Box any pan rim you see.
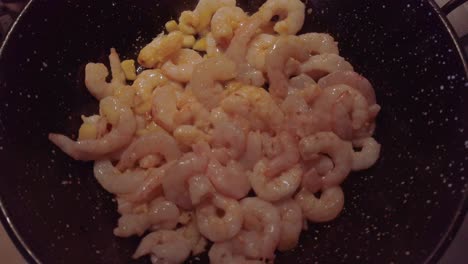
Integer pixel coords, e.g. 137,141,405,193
0,0,466,263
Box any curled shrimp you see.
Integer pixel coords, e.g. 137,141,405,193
235,197,281,260
351,137,381,171
266,36,310,98
221,85,284,132
211,6,248,46
196,194,243,242
93,160,147,195
161,49,203,83
162,152,208,210
114,198,180,237
173,125,210,147
265,132,300,178
124,162,174,204
85,48,126,100
301,155,333,193
299,132,353,187
116,130,182,171
212,120,246,159
258,0,305,35
318,70,377,105
189,56,237,110
188,174,215,205
133,69,168,106
239,131,263,170
246,33,277,72
226,14,264,65
249,160,303,202
193,0,236,33
152,83,184,132
132,230,192,263
274,198,303,251
49,97,136,160
300,54,354,80
295,186,345,222
299,33,339,55
207,159,251,200
176,219,208,256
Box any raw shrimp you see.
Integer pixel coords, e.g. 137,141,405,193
188,174,215,205
152,83,184,132
274,198,302,251
318,70,377,105
49,97,136,160
265,36,310,98
212,120,246,159
132,230,192,263
114,198,180,237
211,6,248,46
351,137,381,171
116,130,182,171
300,54,354,80
249,160,302,202
299,132,353,187
265,132,300,178
239,131,263,170
258,0,305,35
196,194,243,242
162,152,208,210
85,48,126,100
299,33,339,55
207,159,251,200
161,49,203,83
189,56,237,110
235,197,281,260
295,186,345,222
93,160,147,195
246,34,277,72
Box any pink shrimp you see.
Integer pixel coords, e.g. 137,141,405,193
318,70,377,105
351,137,381,171
49,97,136,160
206,159,251,200
116,130,182,171
299,132,353,187
162,152,208,210
266,36,310,98
85,48,126,100
295,186,345,222
265,132,300,178
114,198,180,237
189,56,237,110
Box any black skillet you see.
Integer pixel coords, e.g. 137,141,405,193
0,0,467,263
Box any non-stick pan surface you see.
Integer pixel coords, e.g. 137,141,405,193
0,0,466,263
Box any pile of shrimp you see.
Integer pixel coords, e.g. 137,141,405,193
49,0,381,263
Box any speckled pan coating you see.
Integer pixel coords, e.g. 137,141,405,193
0,0,466,263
